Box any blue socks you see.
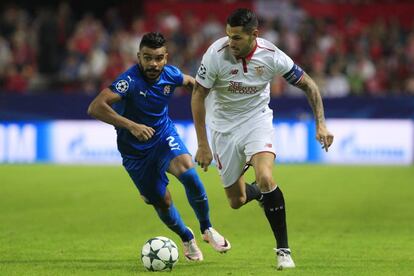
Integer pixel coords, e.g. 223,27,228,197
154,168,212,241
155,203,193,242
178,168,212,233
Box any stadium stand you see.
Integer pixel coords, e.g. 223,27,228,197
1,0,414,97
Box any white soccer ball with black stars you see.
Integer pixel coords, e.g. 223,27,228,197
141,236,179,271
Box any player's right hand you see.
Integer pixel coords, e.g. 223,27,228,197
129,123,155,141
316,124,334,152
195,145,213,172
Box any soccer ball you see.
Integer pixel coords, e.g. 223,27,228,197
141,236,179,271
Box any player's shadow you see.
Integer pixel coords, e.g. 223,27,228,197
0,259,139,273
1,259,249,274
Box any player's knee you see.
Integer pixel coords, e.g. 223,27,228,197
152,193,172,209
171,155,194,176
228,197,245,209
181,159,194,171
153,199,172,210
256,174,275,192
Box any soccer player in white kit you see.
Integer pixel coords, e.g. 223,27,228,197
191,8,334,270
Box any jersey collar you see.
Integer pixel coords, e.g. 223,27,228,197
237,39,257,61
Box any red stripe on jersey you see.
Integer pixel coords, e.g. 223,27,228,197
214,153,223,170
242,58,248,73
217,44,229,52
244,40,258,61
257,44,275,52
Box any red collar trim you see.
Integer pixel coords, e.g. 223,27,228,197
237,40,257,61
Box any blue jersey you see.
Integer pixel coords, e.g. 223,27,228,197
109,64,184,157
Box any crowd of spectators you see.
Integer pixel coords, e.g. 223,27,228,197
1,1,414,97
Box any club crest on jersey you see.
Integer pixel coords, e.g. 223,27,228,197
230,69,238,75
163,85,171,95
255,66,265,76
115,80,129,93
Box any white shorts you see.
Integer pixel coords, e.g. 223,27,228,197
210,119,276,188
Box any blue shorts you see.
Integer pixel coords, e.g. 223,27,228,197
122,128,189,204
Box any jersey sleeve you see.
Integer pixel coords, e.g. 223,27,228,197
272,47,304,85
109,71,134,98
195,46,218,89
166,65,184,86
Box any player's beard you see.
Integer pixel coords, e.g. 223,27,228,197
139,64,162,82
233,38,256,58
145,69,161,80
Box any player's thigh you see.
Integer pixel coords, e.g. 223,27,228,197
123,158,168,205
244,122,276,191
159,129,192,177
250,152,276,192
211,130,246,188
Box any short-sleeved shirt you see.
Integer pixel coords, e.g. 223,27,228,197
195,37,303,133
109,64,184,157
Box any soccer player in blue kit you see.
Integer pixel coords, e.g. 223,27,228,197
87,32,230,261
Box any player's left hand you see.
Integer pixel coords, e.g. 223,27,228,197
316,125,334,152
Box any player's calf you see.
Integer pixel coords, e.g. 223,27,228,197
245,181,263,206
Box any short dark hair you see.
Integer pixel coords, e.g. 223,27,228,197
226,8,258,33
139,32,166,50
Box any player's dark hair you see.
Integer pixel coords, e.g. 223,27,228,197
139,32,166,49
227,8,258,33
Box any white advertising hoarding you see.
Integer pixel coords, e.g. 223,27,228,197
0,123,37,163
50,121,121,164
322,119,414,165
0,119,412,164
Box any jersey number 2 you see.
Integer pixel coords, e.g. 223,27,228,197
166,136,181,151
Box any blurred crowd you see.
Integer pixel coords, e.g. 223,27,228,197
1,1,414,97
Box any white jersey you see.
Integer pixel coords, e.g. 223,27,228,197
196,37,300,133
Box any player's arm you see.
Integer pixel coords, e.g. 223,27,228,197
294,73,334,151
191,82,212,171
181,74,195,93
87,88,155,141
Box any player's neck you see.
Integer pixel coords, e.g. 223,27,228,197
237,39,257,60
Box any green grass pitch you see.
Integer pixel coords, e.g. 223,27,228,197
1,165,413,275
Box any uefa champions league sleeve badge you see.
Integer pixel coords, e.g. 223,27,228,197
115,80,129,93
